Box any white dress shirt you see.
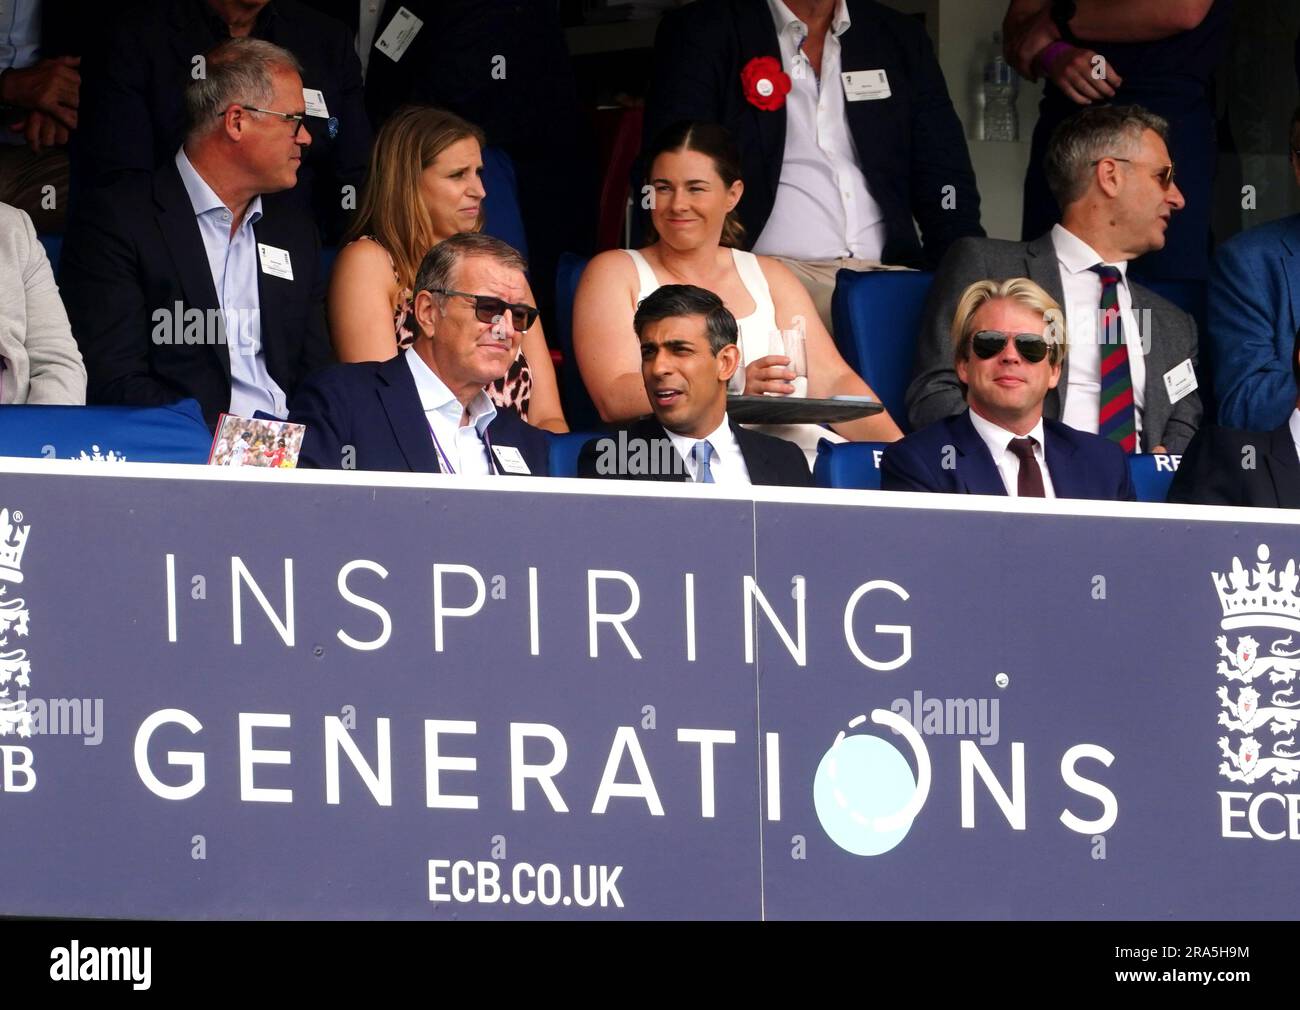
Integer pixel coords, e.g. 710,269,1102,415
1289,408,1300,463
664,414,752,485
1051,224,1147,440
404,347,496,476
968,410,1057,499
751,0,886,262
175,148,288,419
356,0,383,79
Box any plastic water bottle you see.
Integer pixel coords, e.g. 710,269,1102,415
983,33,1019,142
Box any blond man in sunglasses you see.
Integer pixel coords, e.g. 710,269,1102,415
291,232,550,475
882,277,1134,500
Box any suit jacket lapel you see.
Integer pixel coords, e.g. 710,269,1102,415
154,163,228,379
734,0,785,199
377,356,442,473
1281,220,1300,344
731,418,779,484
641,418,687,482
251,205,287,386
1265,424,1300,508
951,411,1006,495
1042,424,1083,499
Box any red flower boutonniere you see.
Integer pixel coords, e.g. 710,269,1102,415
741,56,791,112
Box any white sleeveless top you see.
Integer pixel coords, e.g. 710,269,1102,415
623,247,844,463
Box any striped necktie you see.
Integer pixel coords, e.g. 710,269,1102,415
1089,264,1137,453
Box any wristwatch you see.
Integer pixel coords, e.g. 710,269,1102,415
1050,0,1079,44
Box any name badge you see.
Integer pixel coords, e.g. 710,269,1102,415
302,88,329,119
374,6,423,63
257,243,294,281
842,69,891,101
492,445,531,475
1163,358,1198,404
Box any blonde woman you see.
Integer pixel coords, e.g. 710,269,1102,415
328,106,566,432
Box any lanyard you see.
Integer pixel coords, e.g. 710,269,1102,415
427,417,497,476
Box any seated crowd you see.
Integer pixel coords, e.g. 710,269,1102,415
0,0,1287,510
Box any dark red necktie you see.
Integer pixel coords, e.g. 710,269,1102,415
1008,437,1045,497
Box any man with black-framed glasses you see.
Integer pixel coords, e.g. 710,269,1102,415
290,232,551,475
884,277,1134,500
909,104,1201,457
60,37,333,428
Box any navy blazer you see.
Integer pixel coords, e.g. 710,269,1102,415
880,410,1136,501
73,0,370,242
1209,214,1300,431
288,355,551,475
575,415,812,487
1167,423,1300,509
59,161,333,428
642,0,982,268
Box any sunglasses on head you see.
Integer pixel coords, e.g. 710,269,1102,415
969,330,1054,363
429,289,538,331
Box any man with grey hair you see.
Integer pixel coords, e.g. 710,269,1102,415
72,0,368,241
289,232,551,475
907,104,1201,455
60,36,333,427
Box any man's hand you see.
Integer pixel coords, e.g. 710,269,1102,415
0,56,81,130
1003,3,1059,80
11,110,71,153
1041,44,1123,104
744,354,796,396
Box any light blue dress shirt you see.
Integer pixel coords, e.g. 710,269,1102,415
174,147,288,419
0,0,42,147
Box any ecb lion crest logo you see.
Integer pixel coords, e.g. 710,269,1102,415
1214,546,1300,786
0,508,34,739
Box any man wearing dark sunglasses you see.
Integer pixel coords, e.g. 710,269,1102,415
883,278,1135,500
291,232,550,475
909,104,1201,458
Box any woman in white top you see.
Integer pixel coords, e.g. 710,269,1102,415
573,121,902,457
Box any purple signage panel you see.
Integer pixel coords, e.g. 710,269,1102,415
0,461,1296,919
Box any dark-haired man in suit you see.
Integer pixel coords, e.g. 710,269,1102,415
1168,332,1300,509
579,284,811,487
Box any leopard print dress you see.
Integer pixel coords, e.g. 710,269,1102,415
358,236,533,420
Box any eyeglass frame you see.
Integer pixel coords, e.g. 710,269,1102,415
967,329,1061,365
1089,156,1176,189
427,288,539,332
227,105,309,138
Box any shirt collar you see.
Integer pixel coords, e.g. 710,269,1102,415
767,0,851,40
404,347,497,436
1051,223,1128,282
174,147,263,228
968,408,1047,459
664,413,738,469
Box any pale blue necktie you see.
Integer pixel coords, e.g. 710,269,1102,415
692,441,716,484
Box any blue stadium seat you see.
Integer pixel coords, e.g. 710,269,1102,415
830,270,933,434
548,431,602,478
38,233,61,273
555,252,600,429
1128,453,1180,503
482,146,528,260
0,399,213,464
813,439,888,490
